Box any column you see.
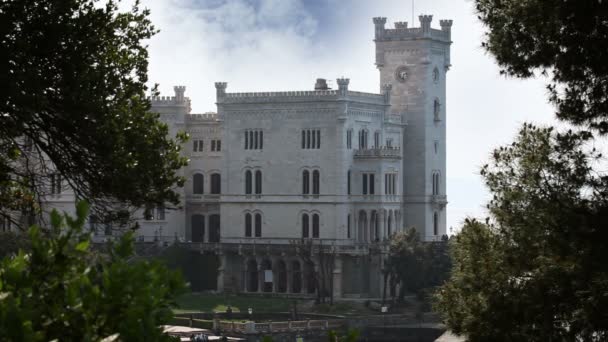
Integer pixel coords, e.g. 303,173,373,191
257,259,264,293
217,253,225,292
379,210,386,241
332,255,343,299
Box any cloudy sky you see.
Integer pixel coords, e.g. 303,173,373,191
143,0,556,231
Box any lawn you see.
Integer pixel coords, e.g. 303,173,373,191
174,292,306,314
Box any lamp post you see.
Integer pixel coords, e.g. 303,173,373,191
381,305,388,336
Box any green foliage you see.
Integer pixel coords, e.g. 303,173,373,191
1,0,188,221
0,201,185,341
327,329,359,342
475,0,608,133
436,125,608,341
157,246,219,292
385,228,451,299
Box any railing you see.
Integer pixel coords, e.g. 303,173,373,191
215,319,345,335
354,147,401,159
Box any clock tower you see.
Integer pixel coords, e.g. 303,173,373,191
373,15,452,239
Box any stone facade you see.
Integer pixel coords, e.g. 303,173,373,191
39,15,452,298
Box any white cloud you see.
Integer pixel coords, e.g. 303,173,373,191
143,0,558,231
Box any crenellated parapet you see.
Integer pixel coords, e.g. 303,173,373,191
373,14,453,43
217,89,386,106
149,85,191,113
186,112,220,122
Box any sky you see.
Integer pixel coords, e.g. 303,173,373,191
143,0,556,232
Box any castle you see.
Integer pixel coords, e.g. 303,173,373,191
46,15,452,298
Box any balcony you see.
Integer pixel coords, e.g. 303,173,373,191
354,147,401,160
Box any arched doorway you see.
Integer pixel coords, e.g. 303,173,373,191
191,215,205,242
261,259,273,293
247,259,258,292
292,261,302,294
277,260,287,293
209,214,220,242
304,261,316,294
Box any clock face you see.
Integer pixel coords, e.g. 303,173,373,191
395,66,409,83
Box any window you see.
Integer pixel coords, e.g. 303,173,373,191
302,170,310,195
374,131,380,148
358,130,368,149
144,205,154,220
209,214,220,242
50,173,62,194
156,205,165,220
255,170,262,195
254,213,262,237
245,170,252,194
433,67,440,83
347,170,351,195
362,173,374,195
347,214,351,238
346,129,353,149
193,139,204,152
245,213,252,237
211,139,221,151
301,129,321,149
312,170,320,195
432,172,440,195
1,216,11,232
192,215,205,242
89,215,98,234
210,173,221,194
386,138,393,148
312,214,319,238
302,214,309,238
434,212,439,235
434,99,441,121
385,173,397,195
193,173,204,194
245,130,263,150
434,140,438,154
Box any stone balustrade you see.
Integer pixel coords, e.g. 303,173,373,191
354,147,402,159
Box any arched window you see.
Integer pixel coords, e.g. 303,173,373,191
245,170,252,194
312,214,320,238
434,212,439,236
191,214,205,242
255,170,262,194
312,170,320,195
434,99,441,121
209,214,220,242
193,173,204,194
432,172,440,195
245,213,252,237
347,170,351,195
292,261,302,293
302,214,309,238
302,170,310,194
247,259,258,292
210,173,221,194
387,212,392,237
254,213,262,237
347,214,351,238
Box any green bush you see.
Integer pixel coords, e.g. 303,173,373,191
0,202,185,341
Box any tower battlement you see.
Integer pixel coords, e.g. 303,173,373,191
149,85,191,114
373,14,452,43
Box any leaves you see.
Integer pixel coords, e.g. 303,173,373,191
0,201,185,341
436,125,608,341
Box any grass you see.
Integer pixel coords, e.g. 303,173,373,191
174,292,304,314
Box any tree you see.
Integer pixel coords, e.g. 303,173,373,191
436,125,608,340
290,238,336,304
0,201,185,341
475,0,608,133
0,0,188,227
384,229,451,303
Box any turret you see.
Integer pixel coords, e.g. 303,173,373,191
440,20,453,40
215,82,228,101
419,15,433,35
174,85,186,101
336,77,349,96
373,17,387,39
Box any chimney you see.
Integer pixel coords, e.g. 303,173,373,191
314,78,329,90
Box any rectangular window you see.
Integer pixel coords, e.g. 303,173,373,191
369,173,375,194
385,174,397,195
302,129,321,149
347,170,351,195
193,139,204,152
386,139,393,148
50,174,62,194
211,139,221,152
346,130,352,149
144,205,154,220
245,130,263,150
374,132,380,148
362,174,368,195
347,215,351,239
156,205,165,220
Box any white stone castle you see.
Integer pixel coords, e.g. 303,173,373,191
39,15,452,298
